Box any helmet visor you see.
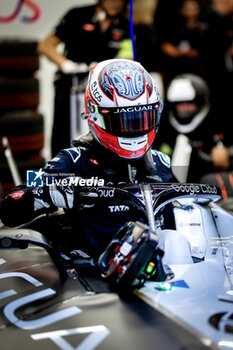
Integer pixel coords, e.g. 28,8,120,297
91,102,163,137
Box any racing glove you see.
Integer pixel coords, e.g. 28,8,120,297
48,183,74,209
0,174,78,227
60,60,89,74
31,179,75,211
0,186,44,227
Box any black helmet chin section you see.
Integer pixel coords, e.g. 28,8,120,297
171,102,199,125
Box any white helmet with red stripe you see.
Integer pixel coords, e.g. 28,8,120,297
84,58,163,159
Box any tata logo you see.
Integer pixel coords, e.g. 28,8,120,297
0,0,41,24
108,205,129,213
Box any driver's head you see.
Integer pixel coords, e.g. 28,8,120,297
84,59,163,159
166,74,210,132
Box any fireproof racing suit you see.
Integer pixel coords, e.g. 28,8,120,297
0,133,176,258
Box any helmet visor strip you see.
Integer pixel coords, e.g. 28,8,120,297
93,102,162,137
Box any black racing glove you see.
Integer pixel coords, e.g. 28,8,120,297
0,186,37,227
0,177,79,227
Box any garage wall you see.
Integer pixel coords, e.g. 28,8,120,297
0,1,96,39
0,0,158,160
0,0,96,160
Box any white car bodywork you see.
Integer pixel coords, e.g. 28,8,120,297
138,200,233,350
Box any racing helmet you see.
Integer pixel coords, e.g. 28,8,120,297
166,74,210,134
84,58,163,159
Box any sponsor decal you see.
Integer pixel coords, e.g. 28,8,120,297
31,326,110,348
97,188,115,198
112,29,123,41
114,105,153,114
179,222,201,227
101,109,110,114
93,89,102,102
82,23,96,31
9,191,25,200
156,280,189,291
87,100,96,114
112,33,123,40
155,280,190,290
91,82,102,103
0,260,110,348
89,159,99,165
130,152,138,158
170,280,190,288
171,184,218,195
108,205,129,213
0,0,41,23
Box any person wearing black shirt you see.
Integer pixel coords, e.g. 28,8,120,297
38,0,132,156
156,0,208,86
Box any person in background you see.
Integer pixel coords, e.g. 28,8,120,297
132,0,165,98
193,0,233,203
203,0,233,140
153,73,233,183
155,0,208,86
38,0,132,157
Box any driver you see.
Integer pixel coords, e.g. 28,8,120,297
0,59,183,260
